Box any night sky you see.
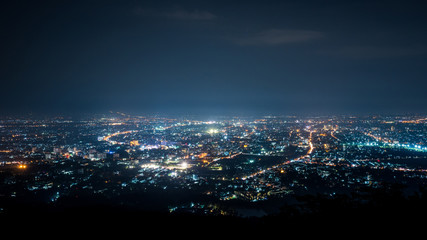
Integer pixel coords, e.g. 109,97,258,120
2,0,427,116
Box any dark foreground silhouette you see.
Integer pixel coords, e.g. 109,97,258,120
1,185,425,235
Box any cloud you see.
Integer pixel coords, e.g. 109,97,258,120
322,45,427,59
135,7,217,20
232,29,324,46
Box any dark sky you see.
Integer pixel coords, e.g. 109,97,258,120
2,0,427,116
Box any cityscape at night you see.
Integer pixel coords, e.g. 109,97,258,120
0,113,426,225
1,0,427,231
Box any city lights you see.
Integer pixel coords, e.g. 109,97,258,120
181,161,188,169
207,129,219,134
17,164,27,169
0,114,426,219
3,0,427,226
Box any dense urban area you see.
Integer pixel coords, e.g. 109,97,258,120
0,113,426,221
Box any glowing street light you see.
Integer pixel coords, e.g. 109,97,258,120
207,129,219,134
181,161,188,169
